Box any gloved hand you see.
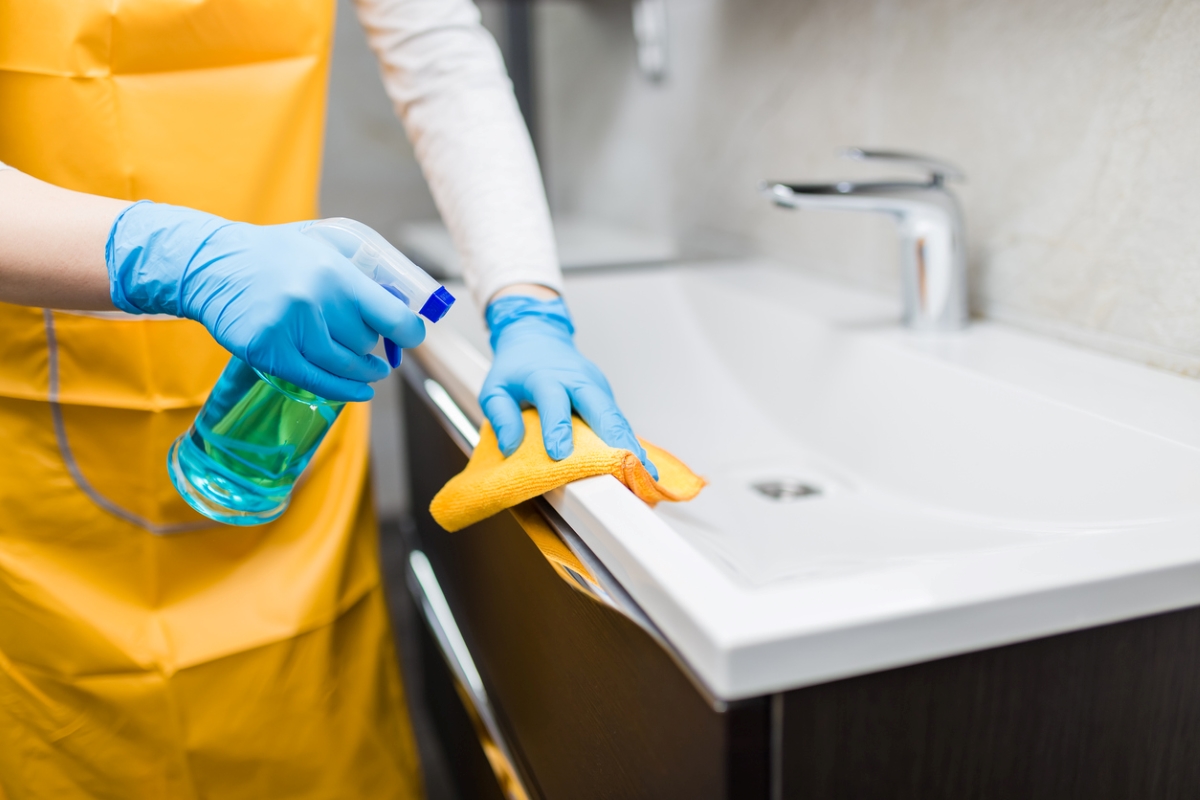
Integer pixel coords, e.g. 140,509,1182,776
480,295,659,480
106,201,425,402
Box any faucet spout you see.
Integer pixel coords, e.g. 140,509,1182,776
762,149,968,332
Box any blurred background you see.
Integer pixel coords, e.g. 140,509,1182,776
322,0,1200,525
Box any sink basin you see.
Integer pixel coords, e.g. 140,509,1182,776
418,261,1200,699
581,267,1200,586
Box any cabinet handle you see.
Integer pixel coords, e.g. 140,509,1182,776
422,377,480,449
408,550,533,800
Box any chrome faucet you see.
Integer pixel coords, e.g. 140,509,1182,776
762,148,968,332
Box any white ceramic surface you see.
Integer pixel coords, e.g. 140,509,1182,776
418,261,1200,700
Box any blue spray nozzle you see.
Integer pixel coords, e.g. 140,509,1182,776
419,286,456,322
302,218,456,366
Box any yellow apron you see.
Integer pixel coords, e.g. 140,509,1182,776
0,2,421,797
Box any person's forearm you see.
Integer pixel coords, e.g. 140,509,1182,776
355,0,563,311
0,169,131,310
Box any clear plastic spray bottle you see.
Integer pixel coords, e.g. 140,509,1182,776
167,218,455,526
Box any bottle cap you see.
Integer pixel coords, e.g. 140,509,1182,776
419,286,456,322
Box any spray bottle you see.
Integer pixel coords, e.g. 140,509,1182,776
167,218,455,525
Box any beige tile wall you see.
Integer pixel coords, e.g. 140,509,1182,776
536,0,1200,373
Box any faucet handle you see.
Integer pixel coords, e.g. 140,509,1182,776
839,147,964,186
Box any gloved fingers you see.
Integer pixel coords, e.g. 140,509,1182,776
644,458,661,482
569,384,660,481
528,375,574,461
303,334,391,385
567,383,638,451
265,350,375,403
280,223,387,357
326,306,381,358
480,389,526,457
355,280,427,350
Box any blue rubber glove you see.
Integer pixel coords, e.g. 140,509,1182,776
106,201,425,402
480,295,658,480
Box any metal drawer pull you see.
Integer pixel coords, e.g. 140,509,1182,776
408,551,531,800
423,378,480,448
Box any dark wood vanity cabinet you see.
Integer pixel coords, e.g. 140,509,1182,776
401,368,1200,800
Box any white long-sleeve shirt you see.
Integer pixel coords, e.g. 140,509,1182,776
354,0,563,310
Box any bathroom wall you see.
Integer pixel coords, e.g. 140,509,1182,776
535,0,1200,374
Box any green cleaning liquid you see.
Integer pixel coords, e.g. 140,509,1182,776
168,358,344,525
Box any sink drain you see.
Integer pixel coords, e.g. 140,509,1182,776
751,480,821,501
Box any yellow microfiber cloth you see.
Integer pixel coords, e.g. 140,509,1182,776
431,408,705,532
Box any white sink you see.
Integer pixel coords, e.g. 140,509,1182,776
418,261,1200,700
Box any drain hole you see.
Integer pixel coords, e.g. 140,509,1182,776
751,480,821,501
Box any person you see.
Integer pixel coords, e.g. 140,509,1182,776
0,0,651,796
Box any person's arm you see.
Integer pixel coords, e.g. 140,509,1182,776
0,167,424,401
356,0,658,476
0,168,130,310
352,0,560,308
